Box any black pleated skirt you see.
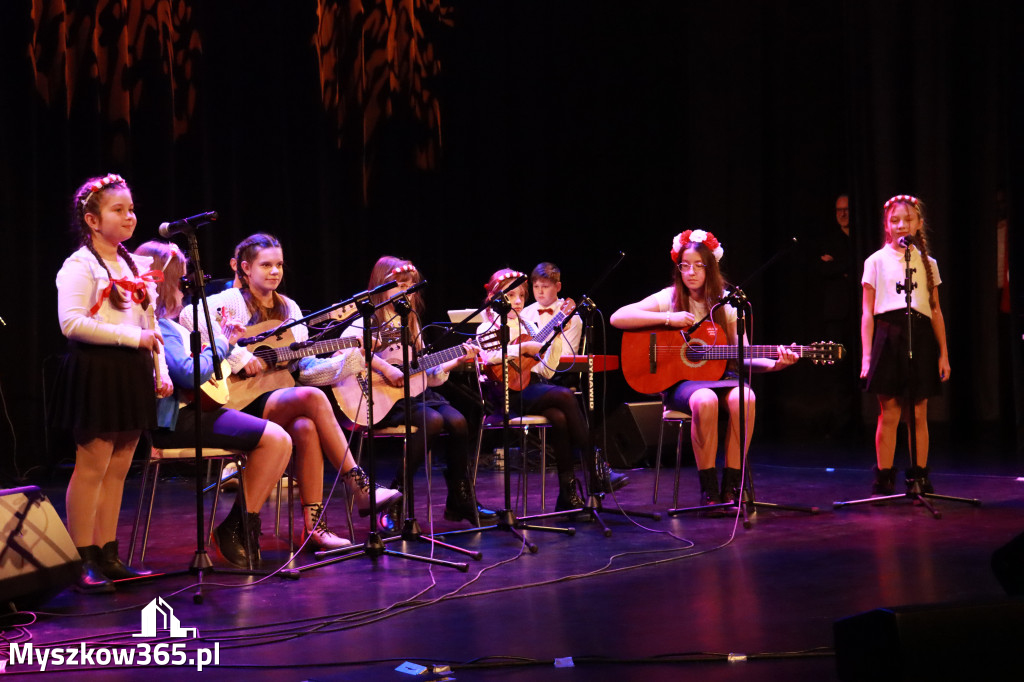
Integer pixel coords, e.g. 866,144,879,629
862,309,941,400
50,341,157,433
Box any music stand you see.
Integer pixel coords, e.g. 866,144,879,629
834,239,980,517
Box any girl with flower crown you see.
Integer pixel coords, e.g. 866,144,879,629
861,196,950,496
179,233,401,552
475,269,612,511
611,230,798,510
340,256,493,530
52,174,173,593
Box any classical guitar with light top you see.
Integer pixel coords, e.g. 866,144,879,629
481,298,577,391
620,320,845,394
333,330,499,426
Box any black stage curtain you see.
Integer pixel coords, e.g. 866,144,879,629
0,0,1020,479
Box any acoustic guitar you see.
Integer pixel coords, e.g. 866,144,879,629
333,330,499,426
216,319,365,410
620,320,845,394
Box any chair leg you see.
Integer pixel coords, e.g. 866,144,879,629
139,461,162,564
654,418,666,504
235,455,253,570
472,423,485,487
208,460,226,546
128,453,154,565
673,423,685,509
521,426,530,516
540,428,547,511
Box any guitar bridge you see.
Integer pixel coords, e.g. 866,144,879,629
648,333,657,374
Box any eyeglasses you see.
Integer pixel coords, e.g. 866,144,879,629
677,261,707,273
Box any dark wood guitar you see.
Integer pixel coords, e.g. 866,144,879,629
620,320,845,394
481,298,577,391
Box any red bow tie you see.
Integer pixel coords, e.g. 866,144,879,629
537,308,555,315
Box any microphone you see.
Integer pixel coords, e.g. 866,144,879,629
158,211,218,238
897,234,915,248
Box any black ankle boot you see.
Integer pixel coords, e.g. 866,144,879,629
698,468,722,507
555,471,586,511
872,466,896,496
98,540,153,581
214,501,255,568
721,468,742,505
905,466,934,494
443,470,497,524
74,545,115,594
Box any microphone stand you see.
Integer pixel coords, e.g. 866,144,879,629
834,241,980,515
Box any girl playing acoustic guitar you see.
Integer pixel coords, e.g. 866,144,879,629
135,241,292,568
336,256,494,530
179,233,401,551
610,230,798,511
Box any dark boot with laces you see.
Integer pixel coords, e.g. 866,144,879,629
214,501,260,568
698,468,724,517
555,471,586,512
443,469,497,525
589,460,630,494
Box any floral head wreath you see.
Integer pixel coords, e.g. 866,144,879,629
391,264,418,278
80,173,126,208
671,229,724,264
883,194,921,211
486,269,526,295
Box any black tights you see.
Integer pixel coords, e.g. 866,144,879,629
388,400,471,485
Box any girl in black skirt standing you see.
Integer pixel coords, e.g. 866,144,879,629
861,195,951,495
53,174,173,593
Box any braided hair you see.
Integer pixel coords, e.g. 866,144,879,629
70,174,147,311
234,233,290,321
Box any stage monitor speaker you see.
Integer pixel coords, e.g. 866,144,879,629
1,486,81,608
601,401,668,468
992,529,1024,596
834,599,1024,681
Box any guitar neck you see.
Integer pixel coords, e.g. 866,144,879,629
263,336,361,364
533,313,567,344
416,344,468,371
685,344,816,360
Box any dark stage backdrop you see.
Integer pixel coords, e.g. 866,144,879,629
0,0,1020,481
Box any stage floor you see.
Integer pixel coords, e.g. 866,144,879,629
5,432,1023,680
